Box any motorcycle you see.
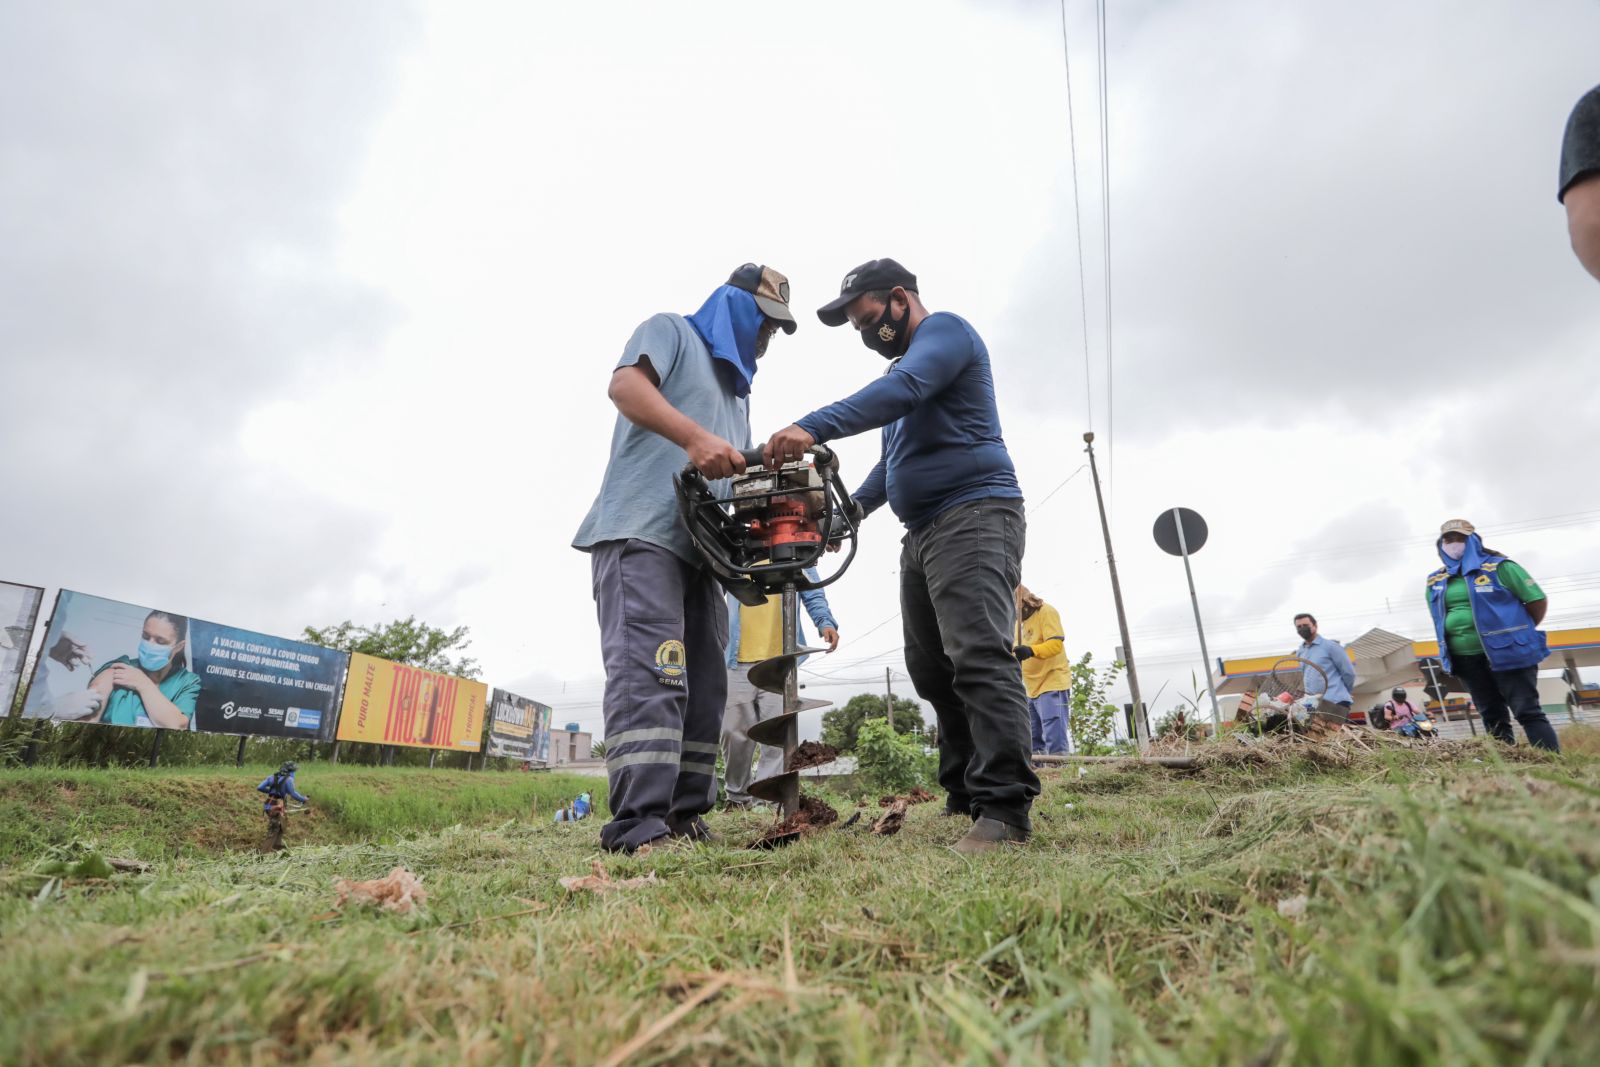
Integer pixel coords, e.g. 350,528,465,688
1394,712,1438,740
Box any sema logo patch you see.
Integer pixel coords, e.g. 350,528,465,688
654,640,686,686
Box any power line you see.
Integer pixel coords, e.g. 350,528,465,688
1250,509,1600,572
1058,0,1094,429
539,509,1600,707
1094,0,1114,502
791,467,1093,679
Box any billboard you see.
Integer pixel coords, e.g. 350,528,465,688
2,581,44,713
186,619,347,739
20,590,348,739
335,652,487,751
486,688,553,762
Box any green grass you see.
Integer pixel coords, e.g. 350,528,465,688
2,735,1598,1065
0,763,603,860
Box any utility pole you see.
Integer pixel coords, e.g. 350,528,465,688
885,667,894,734
1085,432,1148,750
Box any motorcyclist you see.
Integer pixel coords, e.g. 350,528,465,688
1384,688,1435,739
1383,688,1418,731
257,760,310,851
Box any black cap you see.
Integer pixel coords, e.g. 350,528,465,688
726,263,797,334
816,258,918,327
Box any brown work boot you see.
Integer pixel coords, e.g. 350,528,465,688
951,816,1030,854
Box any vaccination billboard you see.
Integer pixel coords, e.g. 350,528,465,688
20,589,348,739
2,581,44,713
486,688,553,762
335,652,487,751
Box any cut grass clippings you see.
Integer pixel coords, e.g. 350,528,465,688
2,731,1599,1065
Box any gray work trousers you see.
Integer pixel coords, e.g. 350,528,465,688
590,539,726,852
901,497,1040,830
721,667,785,805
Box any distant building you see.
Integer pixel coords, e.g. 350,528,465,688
547,727,593,766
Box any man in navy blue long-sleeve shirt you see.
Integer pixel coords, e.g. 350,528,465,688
763,259,1038,853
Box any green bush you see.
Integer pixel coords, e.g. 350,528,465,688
1068,652,1124,754
855,718,929,795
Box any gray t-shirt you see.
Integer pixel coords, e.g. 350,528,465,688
573,313,750,563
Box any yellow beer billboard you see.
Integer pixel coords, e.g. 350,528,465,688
335,652,487,751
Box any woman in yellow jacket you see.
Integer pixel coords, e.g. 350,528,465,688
1014,586,1072,755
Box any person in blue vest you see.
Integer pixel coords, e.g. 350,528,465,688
257,760,309,851
1426,518,1559,752
553,792,594,822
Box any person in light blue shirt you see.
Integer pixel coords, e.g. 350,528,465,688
572,264,798,854
1293,613,1356,708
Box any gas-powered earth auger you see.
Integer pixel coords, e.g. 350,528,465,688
675,445,861,840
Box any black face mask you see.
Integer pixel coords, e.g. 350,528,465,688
1296,625,1314,640
860,298,910,359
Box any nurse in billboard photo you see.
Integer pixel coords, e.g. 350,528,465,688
82,609,202,729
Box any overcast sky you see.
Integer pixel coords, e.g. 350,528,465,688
4,0,1598,740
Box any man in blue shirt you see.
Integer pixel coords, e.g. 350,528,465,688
763,259,1037,854
1292,613,1357,710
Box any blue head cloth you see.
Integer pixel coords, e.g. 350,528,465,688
686,285,765,398
1439,531,1490,576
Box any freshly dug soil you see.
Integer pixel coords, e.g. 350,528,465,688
787,741,840,772
877,786,935,807
751,794,839,849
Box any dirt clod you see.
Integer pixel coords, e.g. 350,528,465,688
786,741,840,772
751,794,839,848
871,798,909,836
333,867,428,914
559,861,659,894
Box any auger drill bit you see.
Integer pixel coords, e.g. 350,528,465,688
745,583,831,820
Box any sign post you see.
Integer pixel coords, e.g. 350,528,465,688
1152,507,1223,733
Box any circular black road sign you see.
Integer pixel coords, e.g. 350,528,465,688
1153,507,1208,556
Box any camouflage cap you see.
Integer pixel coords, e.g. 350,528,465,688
726,263,797,334
1439,518,1476,536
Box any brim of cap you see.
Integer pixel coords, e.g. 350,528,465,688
754,295,798,334
816,292,855,327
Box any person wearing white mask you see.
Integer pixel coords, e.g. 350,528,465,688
1426,519,1559,751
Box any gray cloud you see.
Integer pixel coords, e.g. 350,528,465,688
989,0,1600,434
0,3,418,633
